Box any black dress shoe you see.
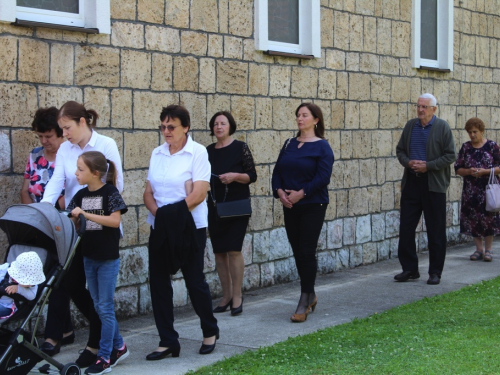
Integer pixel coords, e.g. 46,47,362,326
213,299,232,313
199,333,219,355
146,346,180,360
61,332,75,346
427,274,440,285
230,297,243,316
40,341,61,356
394,271,420,282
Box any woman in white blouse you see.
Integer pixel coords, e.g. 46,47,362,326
41,101,123,368
143,105,219,360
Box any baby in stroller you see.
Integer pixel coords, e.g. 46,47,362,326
0,251,45,319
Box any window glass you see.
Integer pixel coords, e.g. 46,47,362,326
16,0,79,13
420,0,437,60
268,0,299,44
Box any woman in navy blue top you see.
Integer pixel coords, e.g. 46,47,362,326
272,103,334,323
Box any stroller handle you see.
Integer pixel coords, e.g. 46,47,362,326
59,210,86,236
78,213,86,236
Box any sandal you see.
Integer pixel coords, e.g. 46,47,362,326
484,250,493,262
470,251,484,261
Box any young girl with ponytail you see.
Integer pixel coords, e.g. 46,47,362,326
67,151,128,374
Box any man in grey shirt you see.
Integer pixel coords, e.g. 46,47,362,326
394,93,457,285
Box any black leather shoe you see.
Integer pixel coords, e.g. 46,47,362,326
230,297,243,316
213,299,232,313
146,346,180,360
394,271,420,282
40,341,61,356
61,332,75,346
75,348,97,368
199,333,219,355
427,274,440,285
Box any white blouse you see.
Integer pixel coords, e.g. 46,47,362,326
42,130,123,205
147,135,210,229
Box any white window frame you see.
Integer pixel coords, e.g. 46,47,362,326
0,0,110,34
255,0,321,58
17,0,85,28
411,0,453,71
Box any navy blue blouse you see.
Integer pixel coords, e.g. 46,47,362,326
272,138,334,205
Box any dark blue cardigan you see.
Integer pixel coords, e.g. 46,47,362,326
272,138,334,205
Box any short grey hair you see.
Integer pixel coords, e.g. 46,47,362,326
419,93,437,106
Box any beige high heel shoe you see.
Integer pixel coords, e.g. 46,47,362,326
290,296,318,323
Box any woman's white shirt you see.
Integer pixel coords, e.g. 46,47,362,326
147,135,210,229
41,130,123,205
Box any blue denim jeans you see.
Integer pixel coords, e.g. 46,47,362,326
0,304,14,317
83,257,123,360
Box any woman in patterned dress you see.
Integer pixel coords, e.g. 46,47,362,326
455,117,500,262
20,107,74,356
20,107,65,208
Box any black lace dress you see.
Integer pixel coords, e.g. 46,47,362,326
207,140,257,253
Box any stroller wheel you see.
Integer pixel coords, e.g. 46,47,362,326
60,362,80,375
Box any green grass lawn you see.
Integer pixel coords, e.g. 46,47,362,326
192,277,500,375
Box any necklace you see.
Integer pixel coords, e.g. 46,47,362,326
472,138,485,148
298,135,316,142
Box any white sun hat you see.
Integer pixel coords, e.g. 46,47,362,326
8,252,45,286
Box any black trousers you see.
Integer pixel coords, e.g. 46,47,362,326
46,242,101,348
44,286,73,341
148,228,218,348
398,173,447,276
283,203,327,293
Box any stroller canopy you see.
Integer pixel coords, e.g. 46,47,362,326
0,203,77,266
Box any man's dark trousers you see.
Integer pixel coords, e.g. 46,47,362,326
398,172,447,276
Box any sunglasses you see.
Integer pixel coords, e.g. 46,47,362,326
158,125,179,132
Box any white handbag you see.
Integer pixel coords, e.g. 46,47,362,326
485,168,500,212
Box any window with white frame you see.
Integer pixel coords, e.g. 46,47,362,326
0,0,110,33
411,0,453,71
255,0,321,58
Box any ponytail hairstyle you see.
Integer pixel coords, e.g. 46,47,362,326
57,101,99,129
79,151,117,187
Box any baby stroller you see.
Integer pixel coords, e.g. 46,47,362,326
0,203,85,375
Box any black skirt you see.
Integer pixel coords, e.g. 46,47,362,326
207,202,249,253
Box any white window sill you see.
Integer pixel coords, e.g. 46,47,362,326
12,18,99,33
265,50,314,59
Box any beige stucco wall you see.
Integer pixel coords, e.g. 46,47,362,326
0,0,499,318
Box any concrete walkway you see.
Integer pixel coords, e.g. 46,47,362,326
41,241,500,374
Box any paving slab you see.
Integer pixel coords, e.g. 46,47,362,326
33,241,500,374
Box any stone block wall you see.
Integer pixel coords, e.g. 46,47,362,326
0,0,498,319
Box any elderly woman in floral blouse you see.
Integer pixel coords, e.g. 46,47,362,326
21,107,65,208
455,117,500,262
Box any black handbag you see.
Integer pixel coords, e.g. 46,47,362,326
210,176,252,219
216,198,252,218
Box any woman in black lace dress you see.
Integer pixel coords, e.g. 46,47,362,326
455,117,500,262
207,112,257,316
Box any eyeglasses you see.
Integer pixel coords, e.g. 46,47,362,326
158,125,179,132
414,105,435,109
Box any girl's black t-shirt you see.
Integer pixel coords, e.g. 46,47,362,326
67,184,127,260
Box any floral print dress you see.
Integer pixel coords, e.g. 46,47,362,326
454,140,500,237
24,146,64,203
